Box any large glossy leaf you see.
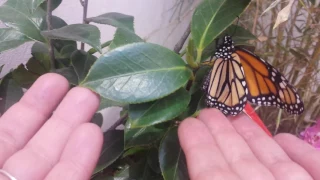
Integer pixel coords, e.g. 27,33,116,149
0,2,45,41
0,28,31,53
127,88,190,128
87,12,134,31
41,24,101,52
81,43,191,104
71,50,96,82
124,124,168,149
93,130,124,174
0,76,24,114
191,0,251,60
159,128,189,180
109,28,143,50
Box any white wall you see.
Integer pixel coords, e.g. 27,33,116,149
0,0,201,130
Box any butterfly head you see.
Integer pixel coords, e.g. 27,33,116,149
215,35,235,60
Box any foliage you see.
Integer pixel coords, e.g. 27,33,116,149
0,0,318,179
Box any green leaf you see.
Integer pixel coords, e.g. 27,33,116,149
110,159,162,180
124,124,168,149
93,130,124,174
31,42,55,70
99,97,126,110
147,148,161,174
0,3,45,41
41,24,101,52
123,146,149,157
109,28,143,50
71,50,97,82
127,88,190,128
40,16,68,30
91,113,103,127
159,128,189,180
54,67,78,85
40,0,62,11
87,12,134,31
81,43,191,104
40,16,77,53
0,76,24,113
0,28,31,53
191,0,251,60
12,58,49,88
59,44,77,59
179,90,204,119
22,0,46,12
201,25,256,61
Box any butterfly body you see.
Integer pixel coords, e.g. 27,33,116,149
202,36,304,116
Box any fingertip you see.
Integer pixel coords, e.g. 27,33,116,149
64,87,100,111
178,117,199,139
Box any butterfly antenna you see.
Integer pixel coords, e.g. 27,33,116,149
231,16,240,37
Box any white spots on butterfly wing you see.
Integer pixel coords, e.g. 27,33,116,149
242,81,246,86
279,82,286,89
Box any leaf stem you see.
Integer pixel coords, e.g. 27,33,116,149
108,113,128,131
80,0,89,50
88,40,111,54
195,49,202,64
46,0,55,70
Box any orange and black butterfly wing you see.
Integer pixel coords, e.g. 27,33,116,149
202,56,248,116
236,47,304,114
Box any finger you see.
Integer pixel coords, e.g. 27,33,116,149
198,109,274,180
0,73,69,166
178,117,240,180
231,114,313,180
2,87,100,180
45,123,103,180
275,133,320,179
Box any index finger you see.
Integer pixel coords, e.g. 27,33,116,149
0,73,69,166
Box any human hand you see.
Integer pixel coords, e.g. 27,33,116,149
178,109,320,180
0,74,103,180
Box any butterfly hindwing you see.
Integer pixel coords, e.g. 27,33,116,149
203,54,248,116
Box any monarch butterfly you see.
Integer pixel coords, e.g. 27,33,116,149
202,35,304,116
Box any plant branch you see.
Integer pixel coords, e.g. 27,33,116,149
108,113,128,131
174,22,191,54
46,0,55,70
80,0,89,50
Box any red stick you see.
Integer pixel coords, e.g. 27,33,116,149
244,104,272,137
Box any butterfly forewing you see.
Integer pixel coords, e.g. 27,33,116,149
236,48,304,114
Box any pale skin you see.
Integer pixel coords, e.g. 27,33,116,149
0,74,319,180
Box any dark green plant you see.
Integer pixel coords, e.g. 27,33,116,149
3,0,316,179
